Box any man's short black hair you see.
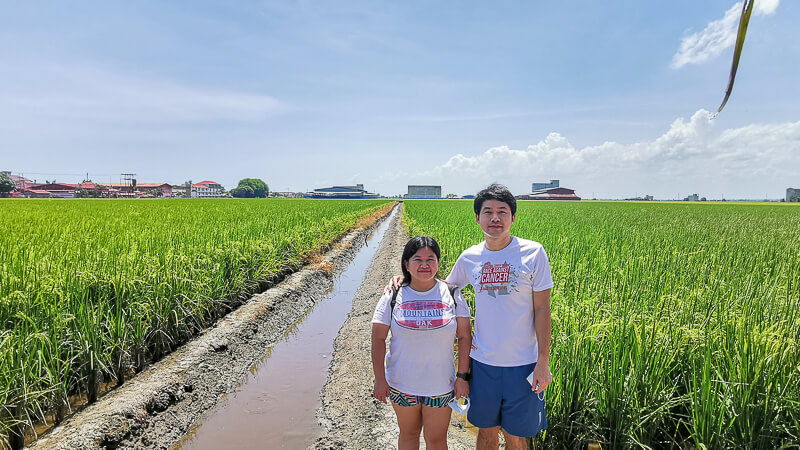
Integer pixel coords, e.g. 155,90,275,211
473,184,517,215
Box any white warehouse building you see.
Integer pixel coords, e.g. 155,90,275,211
407,185,441,199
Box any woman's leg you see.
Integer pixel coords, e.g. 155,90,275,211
392,402,423,450
420,404,451,450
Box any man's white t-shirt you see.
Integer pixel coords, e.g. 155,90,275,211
446,236,554,367
372,280,471,396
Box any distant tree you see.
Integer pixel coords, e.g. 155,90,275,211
0,172,16,194
232,185,255,198
232,178,268,198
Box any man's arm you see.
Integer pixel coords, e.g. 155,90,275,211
531,288,552,394
444,255,469,289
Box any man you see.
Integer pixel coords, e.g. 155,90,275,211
388,184,553,449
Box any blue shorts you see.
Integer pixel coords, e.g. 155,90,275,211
467,359,547,437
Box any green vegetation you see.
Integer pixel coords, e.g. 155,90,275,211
404,200,800,449
0,174,14,195
0,198,389,448
230,178,269,198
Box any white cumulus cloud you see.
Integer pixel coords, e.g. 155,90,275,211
672,1,779,69
412,109,800,199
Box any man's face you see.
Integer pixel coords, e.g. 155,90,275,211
476,199,515,238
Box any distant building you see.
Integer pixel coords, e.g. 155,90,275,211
5,173,34,190
532,179,559,191
102,182,174,197
26,183,79,198
306,184,379,199
191,181,224,198
625,195,655,201
18,189,52,198
787,188,800,202
684,193,700,202
270,191,304,198
11,179,173,198
518,183,581,201
407,185,441,199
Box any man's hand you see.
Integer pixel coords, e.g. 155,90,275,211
373,378,390,403
382,275,404,294
454,378,469,399
531,362,552,394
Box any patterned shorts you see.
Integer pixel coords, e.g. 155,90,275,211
389,386,454,408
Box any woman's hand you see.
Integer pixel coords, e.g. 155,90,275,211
454,378,469,399
382,275,405,294
373,378,390,403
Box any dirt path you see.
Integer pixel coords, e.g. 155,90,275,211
314,204,477,449
30,204,397,450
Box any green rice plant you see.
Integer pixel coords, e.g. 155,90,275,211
404,200,800,449
0,198,390,448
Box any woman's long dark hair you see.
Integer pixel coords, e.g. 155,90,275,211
401,236,441,285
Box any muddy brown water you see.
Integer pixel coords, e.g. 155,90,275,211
173,213,395,450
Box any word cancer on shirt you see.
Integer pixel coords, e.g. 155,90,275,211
480,262,510,284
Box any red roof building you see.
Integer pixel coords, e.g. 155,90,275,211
7,174,34,190
18,189,52,198
191,181,224,198
18,181,173,198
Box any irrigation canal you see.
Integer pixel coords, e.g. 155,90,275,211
173,210,395,449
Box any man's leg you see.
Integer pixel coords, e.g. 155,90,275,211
468,359,504,446
500,429,528,450
498,363,547,442
476,426,501,450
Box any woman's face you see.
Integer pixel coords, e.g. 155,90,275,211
404,247,439,283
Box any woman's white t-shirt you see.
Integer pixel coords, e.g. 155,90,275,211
372,280,471,396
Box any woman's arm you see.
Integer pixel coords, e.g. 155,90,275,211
454,317,471,398
371,323,391,402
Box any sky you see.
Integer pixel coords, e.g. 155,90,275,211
1,0,798,199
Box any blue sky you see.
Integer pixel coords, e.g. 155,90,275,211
1,0,797,198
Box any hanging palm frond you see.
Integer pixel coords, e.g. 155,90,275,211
712,0,755,118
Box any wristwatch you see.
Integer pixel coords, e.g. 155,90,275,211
456,371,470,381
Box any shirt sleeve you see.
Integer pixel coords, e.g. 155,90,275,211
532,247,555,292
445,254,469,290
453,291,471,318
372,291,393,325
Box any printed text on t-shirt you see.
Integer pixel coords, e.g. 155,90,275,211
481,262,510,284
394,301,451,330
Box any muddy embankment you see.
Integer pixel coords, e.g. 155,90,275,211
30,203,397,450
314,205,476,450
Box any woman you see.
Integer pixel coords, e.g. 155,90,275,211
371,236,472,450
